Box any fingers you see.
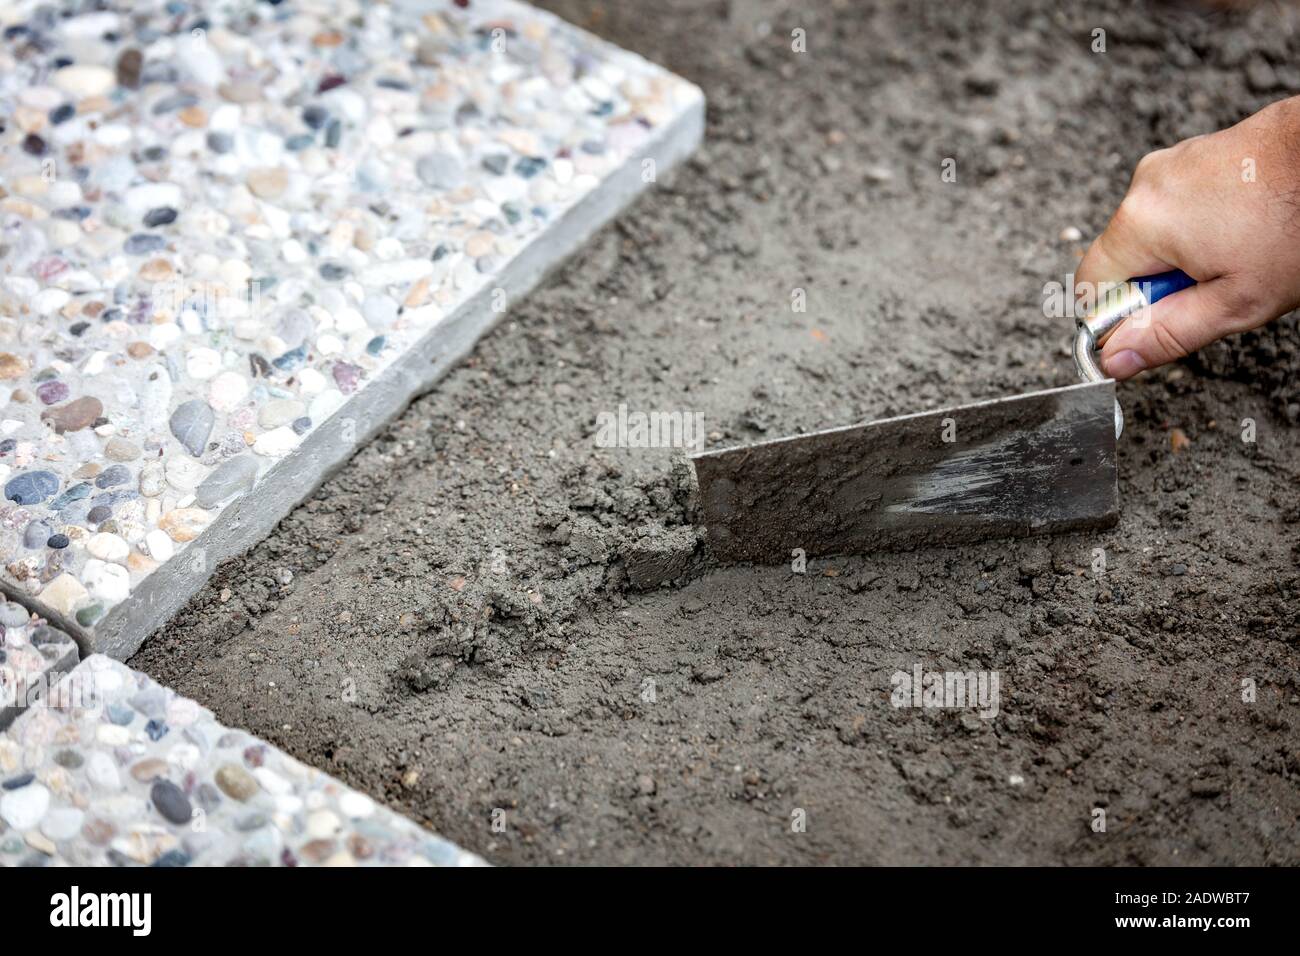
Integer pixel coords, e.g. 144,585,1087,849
1074,199,1171,300
1098,277,1251,379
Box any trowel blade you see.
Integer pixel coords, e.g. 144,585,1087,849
691,380,1118,563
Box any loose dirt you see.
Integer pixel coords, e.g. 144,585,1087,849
135,0,1300,865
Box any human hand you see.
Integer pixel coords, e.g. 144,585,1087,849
1075,95,1300,379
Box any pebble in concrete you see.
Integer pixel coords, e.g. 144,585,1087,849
0,601,79,729
0,0,703,657
0,656,485,867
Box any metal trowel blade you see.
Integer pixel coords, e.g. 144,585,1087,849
690,380,1118,563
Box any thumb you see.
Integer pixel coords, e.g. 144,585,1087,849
1098,277,1242,379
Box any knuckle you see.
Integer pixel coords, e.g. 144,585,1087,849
1131,148,1177,199
1130,176,1164,207
1110,195,1147,232
1133,147,1168,180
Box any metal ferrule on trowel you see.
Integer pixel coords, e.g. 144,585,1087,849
1072,269,1196,438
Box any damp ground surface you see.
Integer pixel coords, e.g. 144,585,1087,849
134,0,1300,865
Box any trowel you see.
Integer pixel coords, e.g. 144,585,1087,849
691,270,1195,563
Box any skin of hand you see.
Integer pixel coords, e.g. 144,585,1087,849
1075,94,1300,380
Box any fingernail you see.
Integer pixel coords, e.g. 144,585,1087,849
1103,349,1146,379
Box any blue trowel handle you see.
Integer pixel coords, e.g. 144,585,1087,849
1132,269,1197,307
1072,268,1195,439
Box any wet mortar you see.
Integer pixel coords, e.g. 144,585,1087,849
134,0,1300,865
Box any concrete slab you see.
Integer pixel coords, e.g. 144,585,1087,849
0,655,484,866
0,0,704,657
0,601,78,730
